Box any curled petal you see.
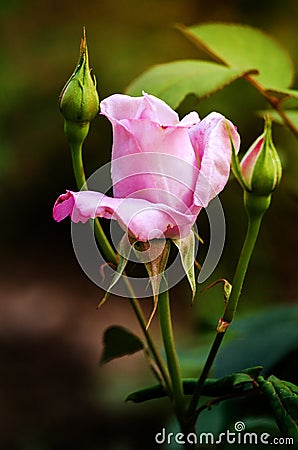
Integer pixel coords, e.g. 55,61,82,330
53,190,198,242
189,112,240,207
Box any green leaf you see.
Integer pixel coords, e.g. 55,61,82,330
258,375,298,441
172,230,196,301
179,23,294,90
126,366,263,403
126,59,255,109
97,234,132,308
100,325,144,365
214,306,298,378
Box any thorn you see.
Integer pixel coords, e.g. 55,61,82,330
217,318,230,333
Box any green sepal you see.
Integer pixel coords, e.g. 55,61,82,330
134,240,171,328
100,325,144,365
172,230,196,302
225,122,248,190
97,234,132,308
126,366,263,403
258,375,298,440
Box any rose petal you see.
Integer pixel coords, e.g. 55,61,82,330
53,190,198,242
110,120,198,209
101,92,180,126
189,112,240,207
53,191,75,222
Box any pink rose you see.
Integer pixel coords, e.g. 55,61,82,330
53,92,240,242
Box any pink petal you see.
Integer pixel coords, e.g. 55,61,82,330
110,119,199,210
189,112,240,207
53,191,75,222
180,111,200,126
100,92,180,126
53,190,198,242
100,94,143,121
240,135,264,185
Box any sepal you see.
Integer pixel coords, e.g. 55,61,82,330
134,240,171,328
97,234,131,308
172,230,196,302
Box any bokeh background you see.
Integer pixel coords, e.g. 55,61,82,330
1,1,298,449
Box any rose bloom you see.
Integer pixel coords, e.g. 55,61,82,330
53,92,240,242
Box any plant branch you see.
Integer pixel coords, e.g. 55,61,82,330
244,74,298,139
158,290,186,423
187,192,266,418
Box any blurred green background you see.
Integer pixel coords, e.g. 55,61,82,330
1,1,297,449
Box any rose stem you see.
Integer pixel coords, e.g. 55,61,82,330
187,192,267,419
158,289,186,427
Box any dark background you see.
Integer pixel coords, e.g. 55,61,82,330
1,1,297,449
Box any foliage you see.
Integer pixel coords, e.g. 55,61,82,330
127,22,298,138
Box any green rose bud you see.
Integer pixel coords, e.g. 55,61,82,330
240,117,282,196
59,28,99,126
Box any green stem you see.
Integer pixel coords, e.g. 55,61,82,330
187,192,268,418
125,281,172,392
222,200,265,324
158,290,186,424
187,333,224,418
70,140,171,392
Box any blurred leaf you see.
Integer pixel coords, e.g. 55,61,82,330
258,375,298,440
179,23,294,90
126,59,255,108
100,325,144,365
126,366,262,402
259,109,298,129
214,306,298,378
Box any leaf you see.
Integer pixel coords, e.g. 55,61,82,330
97,234,132,308
126,59,256,109
200,278,232,303
214,306,298,378
200,366,263,397
126,366,263,403
258,375,298,440
172,230,196,301
100,325,144,365
179,23,294,90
